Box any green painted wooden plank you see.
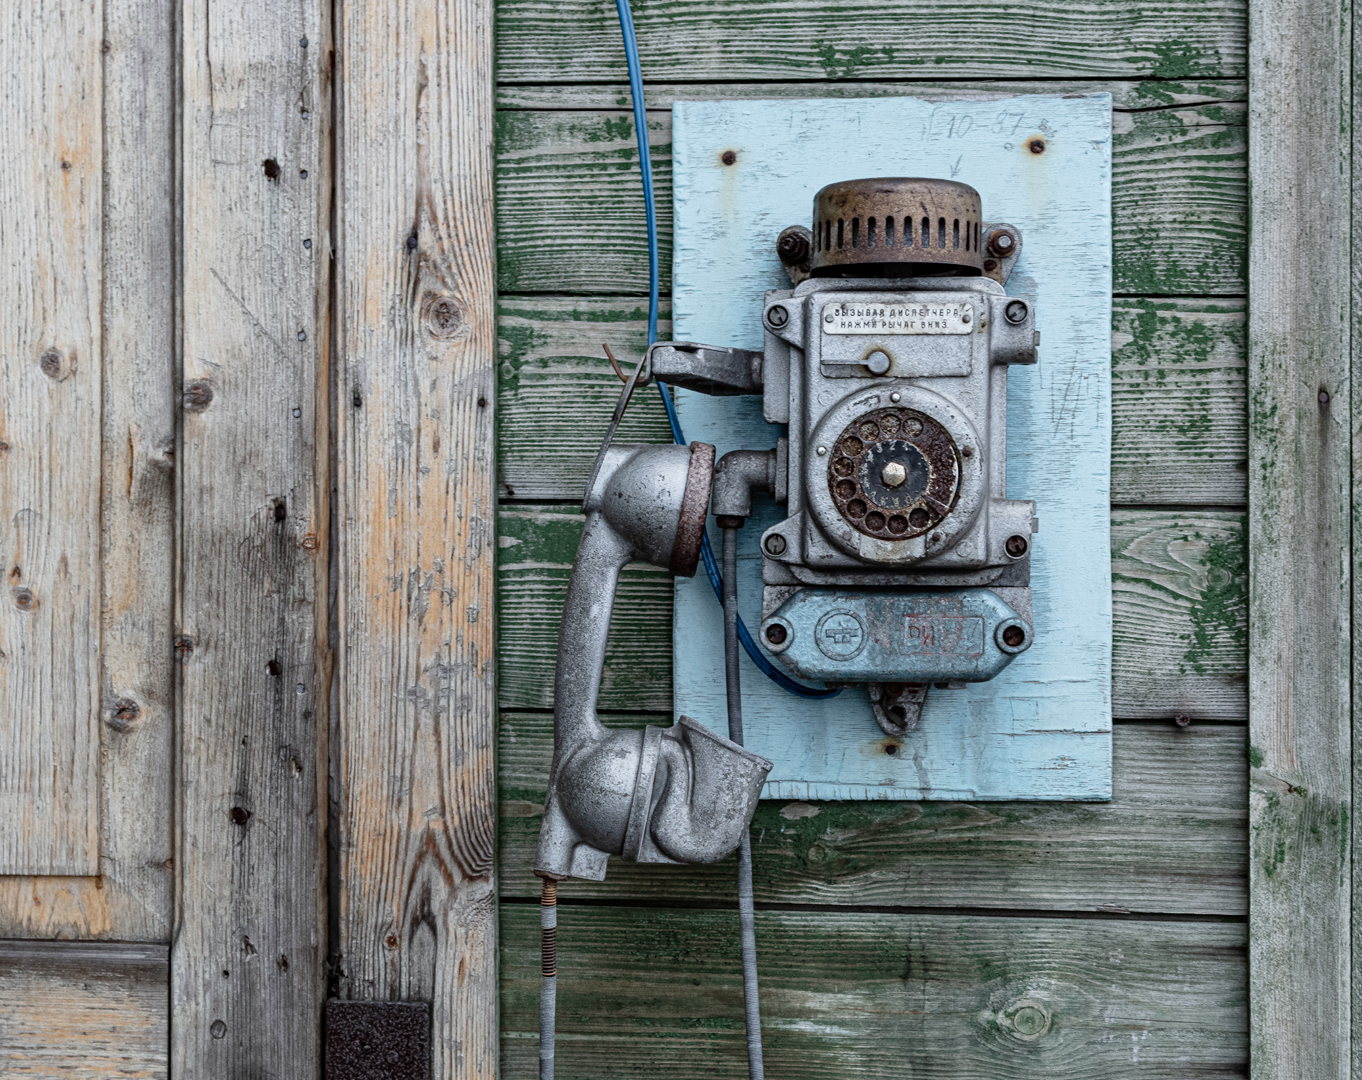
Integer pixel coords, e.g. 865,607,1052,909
499,718,1247,913
495,0,1247,83
495,102,1245,297
1111,511,1246,720
499,296,1246,505
500,904,1246,1077
498,506,673,712
498,505,1247,717
497,79,1246,112
1112,299,1245,505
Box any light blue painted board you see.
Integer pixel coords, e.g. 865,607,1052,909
670,95,1112,801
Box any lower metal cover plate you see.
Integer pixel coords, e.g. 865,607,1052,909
762,588,1028,683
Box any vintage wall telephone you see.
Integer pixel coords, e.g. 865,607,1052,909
536,177,1038,1079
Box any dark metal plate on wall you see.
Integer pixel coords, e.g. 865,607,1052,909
325,1000,431,1080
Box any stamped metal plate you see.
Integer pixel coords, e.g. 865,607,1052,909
821,300,973,335
761,587,1029,683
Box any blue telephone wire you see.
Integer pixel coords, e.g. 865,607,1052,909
613,0,838,700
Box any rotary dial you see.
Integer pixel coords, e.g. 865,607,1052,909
826,407,961,540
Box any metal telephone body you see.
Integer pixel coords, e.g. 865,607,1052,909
652,178,1039,734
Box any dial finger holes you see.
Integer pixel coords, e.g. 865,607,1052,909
908,507,930,529
836,479,857,499
858,421,880,441
864,511,886,530
832,457,855,477
847,499,867,519
842,436,863,455
888,515,909,535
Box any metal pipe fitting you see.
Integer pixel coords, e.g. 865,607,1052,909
711,447,780,521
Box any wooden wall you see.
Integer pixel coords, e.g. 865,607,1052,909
492,3,1251,1075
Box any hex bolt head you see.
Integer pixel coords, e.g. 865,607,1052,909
764,534,787,556
766,305,789,328
1005,534,1029,558
865,350,891,375
1005,300,1029,324
989,231,1015,257
881,461,907,488
777,231,810,264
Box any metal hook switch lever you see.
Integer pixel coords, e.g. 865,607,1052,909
536,440,773,881
644,341,764,396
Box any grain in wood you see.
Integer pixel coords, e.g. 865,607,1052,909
494,103,1244,296
1246,0,1353,1073
494,0,1247,83
496,79,1247,113
1112,299,1245,506
499,905,1246,1078
0,941,168,1079
1111,511,1246,720
334,0,499,1074
0,0,104,877
173,1,330,1072
499,718,1247,914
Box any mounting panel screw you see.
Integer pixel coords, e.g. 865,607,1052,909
766,305,789,328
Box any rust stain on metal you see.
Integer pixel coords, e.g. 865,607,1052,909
827,408,960,541
671,441,715,577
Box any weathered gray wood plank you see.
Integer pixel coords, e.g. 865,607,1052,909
1111,511,1246,720
173,1,330,1072
495,102,1245,297
1246,0,1353,1073
0,941,168,1078
1247,0,1353,1073
499,718,1246,913
498,296,1246,506
1354,6,1362,1067
500,905,1246,1077
496,79,1246,112
0,0,177,938
498,506,1246,718
0,0,104,876
334,0,499,1073
495,0,1247,83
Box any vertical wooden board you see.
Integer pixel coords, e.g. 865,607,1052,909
0,942,168,1078
335,0,498,1075
1355,4,1362,1066
89,0,176,942
1247,0,1352,1074
174,0,330,1073
0,0,103,876
0,0,176,943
